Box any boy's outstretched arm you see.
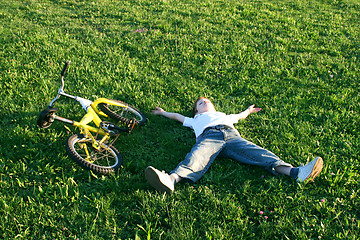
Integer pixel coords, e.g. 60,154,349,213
151,107,185,123
233,104,262,121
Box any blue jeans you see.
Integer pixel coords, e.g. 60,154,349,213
171,126,292,182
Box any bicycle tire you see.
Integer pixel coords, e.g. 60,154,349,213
65,134,122,175
98,100,147,126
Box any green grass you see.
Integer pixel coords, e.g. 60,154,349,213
1,0,359,239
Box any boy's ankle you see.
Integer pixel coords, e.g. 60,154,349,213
290,167,299,179
170,173,182,184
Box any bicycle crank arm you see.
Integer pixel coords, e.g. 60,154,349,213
100,121,133,135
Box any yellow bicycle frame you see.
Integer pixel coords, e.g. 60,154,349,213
69,98,129,151
71,98,127,134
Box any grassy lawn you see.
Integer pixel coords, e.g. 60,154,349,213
1,0,359,239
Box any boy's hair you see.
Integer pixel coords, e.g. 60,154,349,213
192,97,207,116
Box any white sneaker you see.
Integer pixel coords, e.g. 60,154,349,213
296,157,324,183
145,166,174,193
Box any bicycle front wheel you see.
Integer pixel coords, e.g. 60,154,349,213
65,134,122,175
98,100,147,126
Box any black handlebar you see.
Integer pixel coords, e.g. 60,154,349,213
61,61,71,76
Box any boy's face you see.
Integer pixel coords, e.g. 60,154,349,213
195,98,216,115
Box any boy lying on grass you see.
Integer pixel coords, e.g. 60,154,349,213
145,97,323,193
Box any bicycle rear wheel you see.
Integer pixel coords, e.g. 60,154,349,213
65,134,122,175
98,100,147,126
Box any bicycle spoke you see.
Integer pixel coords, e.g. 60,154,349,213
115,107,125,116
110,106,138,120
98,101,146,126
91,151,113,166
74,139,117,168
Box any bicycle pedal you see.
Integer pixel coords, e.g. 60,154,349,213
128,119,136,132
100,121,120,135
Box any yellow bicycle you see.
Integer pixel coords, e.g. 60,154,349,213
37,61,146,175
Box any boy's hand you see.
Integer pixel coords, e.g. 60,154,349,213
248,104,261,114
151,107,165,115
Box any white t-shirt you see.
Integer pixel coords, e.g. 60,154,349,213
183,112,239,138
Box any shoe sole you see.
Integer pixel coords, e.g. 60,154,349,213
145,166,173,193
304,157,323,183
